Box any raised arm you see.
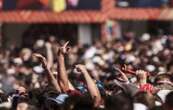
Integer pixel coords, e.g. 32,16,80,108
75,64,102,107
113,66,129,83
57,41,75,92
33,53,61,93
136,70,147,85
45,42,54,69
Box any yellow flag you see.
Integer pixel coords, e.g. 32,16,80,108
52,0,66,12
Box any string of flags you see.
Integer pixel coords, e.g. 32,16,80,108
39,0,49,7
52,0,79,12
52,0,67,12
68,0,79,7
0,0,2,10
1,0,79,12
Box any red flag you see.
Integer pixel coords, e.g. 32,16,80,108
0,0,3,9
39,0,49,7
17,0,35,8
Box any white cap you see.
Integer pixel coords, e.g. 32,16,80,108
157,90,172,103
141,33,151,41
134,103,148,110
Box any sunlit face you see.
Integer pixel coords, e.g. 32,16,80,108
17,102,28,110
137,72,147,80
136,70,148,82
22,52,32,61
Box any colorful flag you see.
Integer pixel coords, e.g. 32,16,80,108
68,0,79,7
52,0,66,12
17,0,35,9
0,0,3,10
39,0,49,7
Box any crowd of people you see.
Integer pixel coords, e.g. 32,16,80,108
0,32,172,110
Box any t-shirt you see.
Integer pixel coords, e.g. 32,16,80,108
67,90,82,96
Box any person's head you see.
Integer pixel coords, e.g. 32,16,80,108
20,48,32,61
105,94,133,110
64,95,94,110
17,103,37,110
134,91,155,109
0,93,11,110
154,74,173,90
16,97,30,110
28,88,44,107
0,93,8,103
45,99,63,110
163,91,173,110
17,102,29,110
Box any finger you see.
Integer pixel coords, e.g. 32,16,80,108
32,53,43,58
124,64,127,70
32,53,39,57
56,42,61,47
63,41,69,48
66,47,71,52
33,53,42,57
75,65,79,68
113,66,120,71
32,53,46,62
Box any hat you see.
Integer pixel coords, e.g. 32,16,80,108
134,103,148,110
47,94,69,105
157,90,172,103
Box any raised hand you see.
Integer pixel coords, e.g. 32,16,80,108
121,64,136,75
113,66,122,73
33,53,61,92
75,64,102,107
136,70,148,76
32,53,47,69
56,41,75,92
136,70,148,84
45,42,52,49
58,41,70,55
113,65,129,83
75,64,87,73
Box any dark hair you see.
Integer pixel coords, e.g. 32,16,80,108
165,91,173,108
0,93,8,103
154,74,173,84
134,91,155,109
12,97,30,110
64,95,94,110
105,94,133,110
45,99,63,110
28,88,45,107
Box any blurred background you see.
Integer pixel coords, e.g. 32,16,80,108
0,0,172,48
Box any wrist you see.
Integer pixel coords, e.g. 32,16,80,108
46,46,52,49
139,79,147,84
45,67,50,72
57,52,64,57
